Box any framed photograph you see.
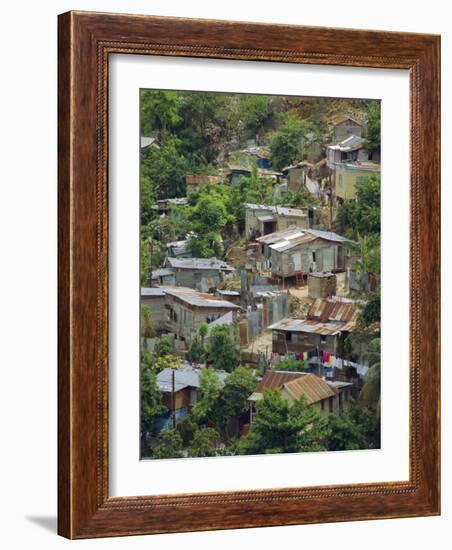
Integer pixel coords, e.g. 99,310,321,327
58,11,440,538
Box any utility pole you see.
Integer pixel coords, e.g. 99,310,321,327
328,171,333,231
148,236,153,286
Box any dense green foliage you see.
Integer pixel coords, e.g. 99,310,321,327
187,322,208,363
187,428,219,457
239,390,330,455
153,429,184,459
190,368,222,424
359,287,381,326
141,304,155,340
327,399,379,451
140,90,182,135
363,100,381,153
269,114,312,170
273,357,307,372
206,324,240,372
338,174,381,237
140,359,166,433
141,136,188,200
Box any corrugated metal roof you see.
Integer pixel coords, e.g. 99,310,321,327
141,287,166,297
255,371,305,393
282,374,336,404
332,115,364,127
308,297,358,324
166,239,188,249
228,165,251,172
327,381,354,390
257,228,350,252
207,311,234,331
269,299,359,335
157,365,228,392
268,317,352,336
245,203,307,218
256,228,305,245
304,229,351,243
141,136,159,148
270,232,317,252
151,268,175,278
341,162,381,172
308,272,335,279
162,286,241,310
251,284,280,297
328,134,364,152
166,257,234,271
275,206,307,218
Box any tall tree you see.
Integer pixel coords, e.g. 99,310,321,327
269,114,312,170
206,324,240,373
187,322,208,362
238,95,271,135
239,390,330,454
190,368,222,424
216,366,258,438
186,188,233,257
363,100,381,153
140,136,188,199
140,90,182,136
337,174,381,237
140,361,166,433
327,399,376,451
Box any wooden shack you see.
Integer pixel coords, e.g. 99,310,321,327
165,257,234,292
268,297,359,355
257,228,351,283
162,286,241,344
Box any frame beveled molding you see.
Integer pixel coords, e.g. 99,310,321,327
58,10,440,538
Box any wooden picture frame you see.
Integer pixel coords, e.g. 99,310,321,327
58,10,440,539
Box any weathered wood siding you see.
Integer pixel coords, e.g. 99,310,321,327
272,330,337,355
271,239,343,278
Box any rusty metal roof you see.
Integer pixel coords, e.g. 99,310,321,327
255,370,305,393
269,299,359,335
307,297,358,324
268,317,353,336
282,374,337,405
